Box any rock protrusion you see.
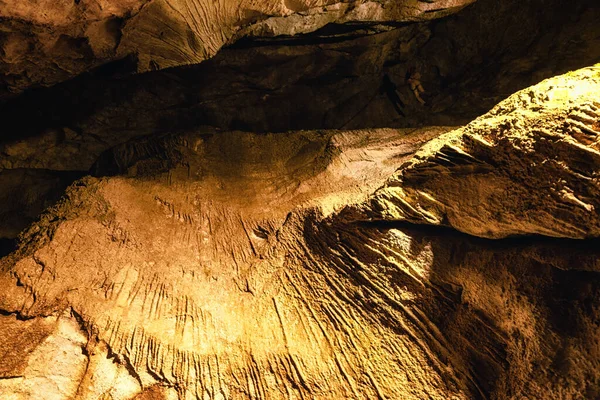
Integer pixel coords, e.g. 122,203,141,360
349,64,600,239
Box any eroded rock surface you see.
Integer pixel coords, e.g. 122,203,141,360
1,127,465,399
0,0,474,97
0,310,149,400
2,0,598,176
1,67,600,399
350,64,600,238
0,312,89,399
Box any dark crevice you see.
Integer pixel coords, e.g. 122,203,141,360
229,21,412,48
69,308,91,341
0,308,36,321
0,238,17,259
86,53,138,79
120,353,146,388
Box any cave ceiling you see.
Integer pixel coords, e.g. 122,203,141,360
0,0,476,97
1,0,600,399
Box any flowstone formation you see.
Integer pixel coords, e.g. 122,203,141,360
1,66,600,399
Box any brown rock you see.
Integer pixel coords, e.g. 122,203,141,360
351,64,600,238
1,68,600,399
0,0,475,96
0,312,89,399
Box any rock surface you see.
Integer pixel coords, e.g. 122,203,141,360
0,312,89,399
1,67,600,399
1,0,598,176
349,64,600,239
0,0,474,97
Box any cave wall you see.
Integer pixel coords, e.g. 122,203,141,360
1,0,597,244
1,0,598,174
1,1,600,399
0,0,475,97
1,66,600,399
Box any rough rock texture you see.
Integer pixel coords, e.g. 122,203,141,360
350,64,600,239
0,0,474,97
0,311,89,399
0,311,145,400
2,67,600,399
0,126,103,171
1,0,598,176
1,127,463,399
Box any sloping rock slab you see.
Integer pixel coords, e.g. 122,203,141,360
2,67,600,399
348,64,600,238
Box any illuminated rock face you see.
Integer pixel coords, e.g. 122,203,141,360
0,0,474,96
0,312,90,399
2,67,600,399
350,65,600,238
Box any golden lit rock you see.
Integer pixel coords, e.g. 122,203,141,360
1,67,600,399
1,0,600,397
350,64,600,238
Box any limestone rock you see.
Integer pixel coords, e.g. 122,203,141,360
2,0,597,173
349,64,600,239
0,127,103,171
2,127,478,399
73,339,145,400
0,0,475,97
0,169,83,240
1,2,600,398
0,310,153,400
2,67,600,397
0,312,89,400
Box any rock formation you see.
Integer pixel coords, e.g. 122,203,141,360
0,169,83,242
0,0,474,97
1,65,600,399
349,66,600,239
2,0,600,398
2,0,598,175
